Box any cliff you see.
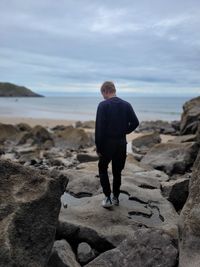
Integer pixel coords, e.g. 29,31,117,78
0,82,43,97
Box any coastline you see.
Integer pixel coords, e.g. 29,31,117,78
0,115,175,143
0,115,75,128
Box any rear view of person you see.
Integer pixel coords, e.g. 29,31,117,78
95,81,139,208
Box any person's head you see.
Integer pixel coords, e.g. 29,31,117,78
100,81,116,99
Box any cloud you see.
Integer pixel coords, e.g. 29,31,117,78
0,0,200,94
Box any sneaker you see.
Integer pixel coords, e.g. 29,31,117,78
112,197,119,206
102,197,113,208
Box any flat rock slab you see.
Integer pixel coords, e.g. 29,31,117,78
60,189,178,246
0,159,67,267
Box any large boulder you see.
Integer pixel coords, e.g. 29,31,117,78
0,159,68,267
18,125,54,147
0,123,20,141
136,120,176,134
141,142,199,175
54,125,94,150
161,178,189,211
180,96,200,135
179,150,200,267
132,132,161,154
85,229,178,267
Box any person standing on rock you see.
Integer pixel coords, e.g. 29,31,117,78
95,81,139,208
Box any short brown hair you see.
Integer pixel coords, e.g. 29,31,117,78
100,81,116,94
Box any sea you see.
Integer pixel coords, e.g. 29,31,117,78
0,94,194,122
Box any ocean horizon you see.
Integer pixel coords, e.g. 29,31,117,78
0,95,196,122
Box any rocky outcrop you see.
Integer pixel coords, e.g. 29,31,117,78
136,120,176,134
0,123,20,141
0,82,43,97
85,229,178,267
0,159,68,267
179,150,200,267
180,96,200,135
141,142,199,175
18,125,54,147
132,132,161,154
54,125,94,149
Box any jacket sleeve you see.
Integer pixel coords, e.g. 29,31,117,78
126,104,139,134
95,103,107,153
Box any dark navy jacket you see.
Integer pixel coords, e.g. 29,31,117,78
95,96,139,153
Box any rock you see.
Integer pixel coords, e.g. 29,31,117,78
131,152,144,161
77,242,97,265
75,121,82,128
47,239,80,267
85,229,178,267
56,221,114,253
180,96,200,135
168,134,196,143
132,132,161,154
52,125,68,131
19,125,54,147
136,120,176,134
17,123,32,132
161,178,189,211
171,120,181,132
13,145,41,164
0,123,20,141
54,126,94,150
77,153,99,163
75,120,95,129
0,146,5,156
123,168,169,189
141,142,199,175
0,159,68,267
197,122,200,144
179,150,200,267
60,190,179,246
65,165,101,197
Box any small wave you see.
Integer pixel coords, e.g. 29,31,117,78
138,109,180,115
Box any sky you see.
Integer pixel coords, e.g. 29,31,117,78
0,0,200,95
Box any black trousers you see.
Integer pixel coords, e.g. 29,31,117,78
98,138,127,198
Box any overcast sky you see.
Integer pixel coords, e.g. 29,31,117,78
0,0,200,95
